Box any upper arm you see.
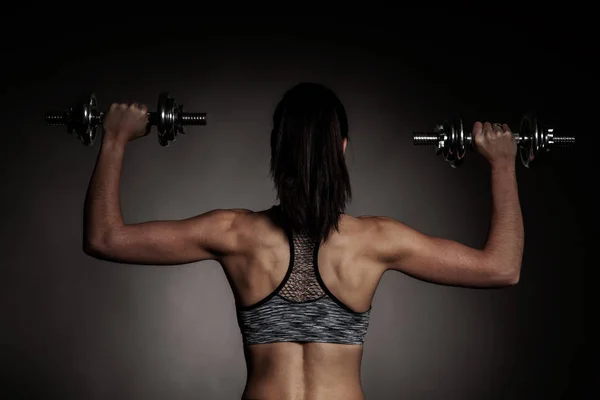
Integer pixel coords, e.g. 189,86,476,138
366,216,518,287
85,209,249,265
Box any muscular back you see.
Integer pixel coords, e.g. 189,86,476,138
223,208,381,313
221,208,384,400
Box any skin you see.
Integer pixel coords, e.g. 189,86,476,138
84,104,523,399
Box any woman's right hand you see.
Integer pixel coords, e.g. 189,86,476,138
473,121,518,168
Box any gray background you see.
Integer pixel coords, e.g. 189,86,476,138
1,13,591,399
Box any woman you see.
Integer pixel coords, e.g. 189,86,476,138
83,82,523,399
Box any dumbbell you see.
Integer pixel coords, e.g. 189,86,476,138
45,92,207,147
412,112,576,168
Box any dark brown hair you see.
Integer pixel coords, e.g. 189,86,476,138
270,82,352,242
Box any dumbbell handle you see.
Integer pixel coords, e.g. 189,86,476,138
413,132,576,147
45,110,207,127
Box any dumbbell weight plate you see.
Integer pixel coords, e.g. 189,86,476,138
519,112,538,168
437,119,464,168
453,118,467,168
69,93,98,146
156,92,177,147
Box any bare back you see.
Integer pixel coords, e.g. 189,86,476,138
219,207,383,400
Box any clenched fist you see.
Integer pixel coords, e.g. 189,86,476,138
473,122,517,168
103,103,149,143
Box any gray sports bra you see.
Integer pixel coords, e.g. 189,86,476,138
236,206,372,345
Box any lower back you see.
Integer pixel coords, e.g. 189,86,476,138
242,342,365,400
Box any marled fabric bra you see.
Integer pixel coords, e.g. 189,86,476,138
236,206,371,345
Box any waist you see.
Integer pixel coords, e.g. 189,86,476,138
243,379,365,400
243,341,365,400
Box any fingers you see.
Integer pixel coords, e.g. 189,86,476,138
129,103,148,115
129,103,147,111
480,122,511,135
107,102,148,116
483,121,493,136
472,121,483,137
108,103,129,111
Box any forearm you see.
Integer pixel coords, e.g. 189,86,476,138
83,134,127,246
483,163,524,279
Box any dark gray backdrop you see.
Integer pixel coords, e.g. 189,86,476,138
1,12,591,400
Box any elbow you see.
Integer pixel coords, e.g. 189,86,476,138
83,240,103,257
82,232,114,258
483,251,521,286
505,270,520,286
83,238,106,258
494,263,521,286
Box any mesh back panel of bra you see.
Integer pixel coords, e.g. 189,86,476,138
278,233,325,302
235,213,372,345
